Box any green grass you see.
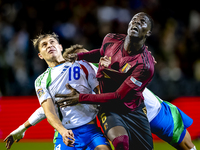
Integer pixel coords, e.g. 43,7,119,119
0,140,200,150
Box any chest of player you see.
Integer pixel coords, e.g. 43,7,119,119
105,51,141,74
103,43,143,73
46,63,89,98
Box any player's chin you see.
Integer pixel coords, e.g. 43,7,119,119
128,32,139,38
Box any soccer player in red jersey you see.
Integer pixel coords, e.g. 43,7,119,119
56,12,155,150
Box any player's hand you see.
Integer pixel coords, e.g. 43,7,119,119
61,129,75,147
3,125,26,149
4,135,15,149
55,84,80,107
63,53,78,63
99,56,111,68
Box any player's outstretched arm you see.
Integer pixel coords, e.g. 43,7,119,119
3,121,31,149
3,107,46,149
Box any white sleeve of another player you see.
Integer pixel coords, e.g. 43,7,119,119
28,107,46,126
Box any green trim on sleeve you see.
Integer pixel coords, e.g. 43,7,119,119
46,68,52,89
164,101,185,145
92,63,99,68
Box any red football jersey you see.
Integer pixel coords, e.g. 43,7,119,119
78,33,155,111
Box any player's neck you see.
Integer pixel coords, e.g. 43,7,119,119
124,36,145,54
46,57,66,68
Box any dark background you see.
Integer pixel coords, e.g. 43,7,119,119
0,0,200,101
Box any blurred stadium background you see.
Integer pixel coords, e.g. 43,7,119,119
0,0,200,149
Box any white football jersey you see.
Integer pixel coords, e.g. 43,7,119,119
35,60,99,129
143,88,162,122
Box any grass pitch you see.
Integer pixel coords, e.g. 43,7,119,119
0,139,200,150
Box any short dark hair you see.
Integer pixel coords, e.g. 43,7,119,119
32,32,59,52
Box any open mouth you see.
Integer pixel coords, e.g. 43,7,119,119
132,27,138,32
48,50,56,54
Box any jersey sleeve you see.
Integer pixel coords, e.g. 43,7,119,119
79,64,153,105
77,49,102,63
77,33,112,62
124,63,152,92
35,76,51,105
28,107,46,126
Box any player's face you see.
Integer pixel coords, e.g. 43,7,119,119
38,37,63,61
127,13,151,39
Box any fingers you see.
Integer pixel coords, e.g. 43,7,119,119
4,135,14,149
55,84,80,107
62,130,75,147
56,99,73,107
55,94,68,98
66,84,80,94
3,137,8,142
100,56,111,67
6,140,11,149
55,97,78,107
63,139,74,147
68,130,75,140
65,83,73,91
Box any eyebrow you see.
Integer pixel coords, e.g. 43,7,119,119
40,38,55,46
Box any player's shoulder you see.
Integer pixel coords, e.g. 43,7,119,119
35,68,51,87
77,60,95,72
77,60,90,67
104,33,126,41
142,47,155,64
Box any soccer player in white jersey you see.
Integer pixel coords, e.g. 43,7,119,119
5,33,111,150
4,45,196,150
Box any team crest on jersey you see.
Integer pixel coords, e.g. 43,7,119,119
37,88,45,98
122,63,131,73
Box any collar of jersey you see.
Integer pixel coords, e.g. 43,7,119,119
48,62,65,68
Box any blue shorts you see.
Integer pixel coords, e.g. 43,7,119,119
150,101,193,146
53,124,110,150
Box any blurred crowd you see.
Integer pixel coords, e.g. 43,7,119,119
0,0,200,101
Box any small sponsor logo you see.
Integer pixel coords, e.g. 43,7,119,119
130,76,142,87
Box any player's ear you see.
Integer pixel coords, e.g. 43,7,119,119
38,53,44,60
59,44,63,52
146,30,152,37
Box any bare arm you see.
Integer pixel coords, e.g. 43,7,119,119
41,98,75,147
3,120,32,149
